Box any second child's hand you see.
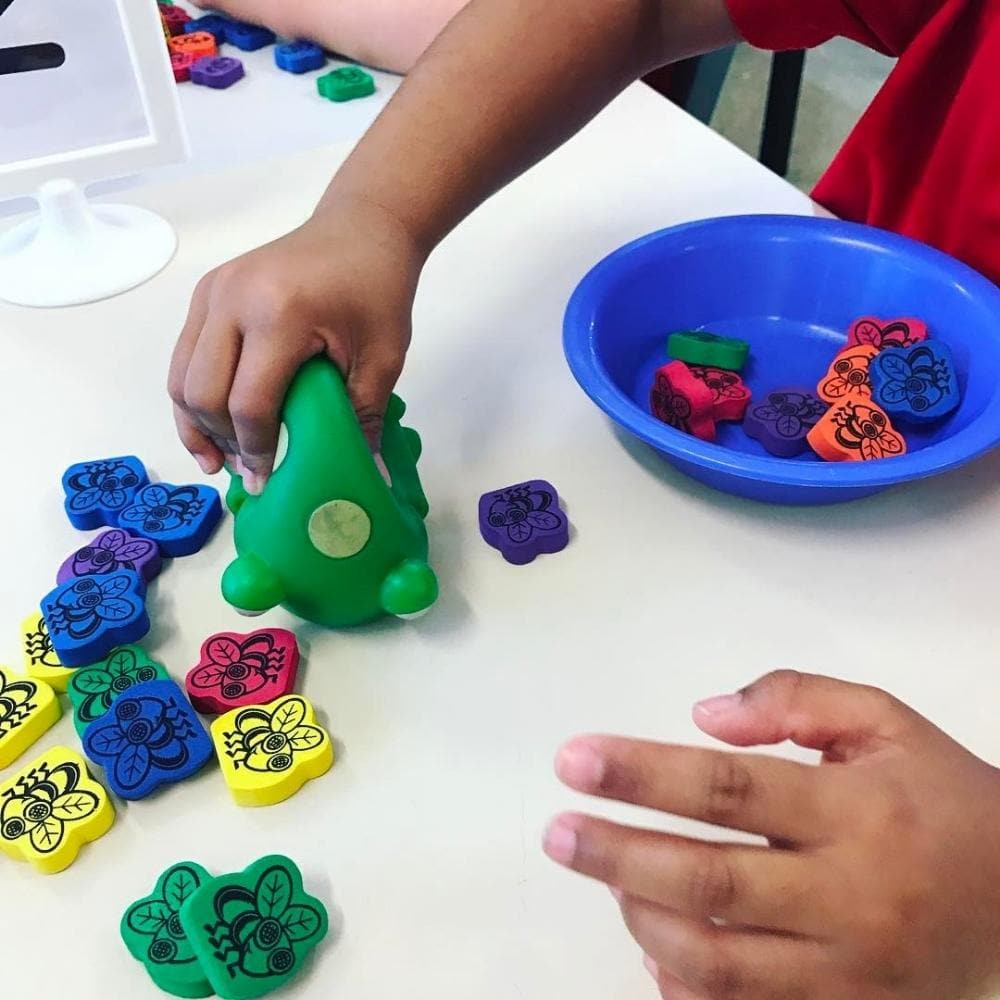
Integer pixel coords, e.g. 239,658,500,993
546,671,1000,999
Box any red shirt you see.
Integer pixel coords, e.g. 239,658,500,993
725,0,1000,285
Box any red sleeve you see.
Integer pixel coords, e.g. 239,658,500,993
724,0,950,55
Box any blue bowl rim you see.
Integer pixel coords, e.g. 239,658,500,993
563,214,1000,490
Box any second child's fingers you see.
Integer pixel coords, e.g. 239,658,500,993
619,895,828,1000
693,670,925,763
555,735,833,844
544,814,832,934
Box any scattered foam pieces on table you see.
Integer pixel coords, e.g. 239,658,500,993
478,480,570,565
118,482,223,557
847,316,928,351
0,668,61,769
212,695,333,807
667,331,750,372
191,55,245,89
870,342,960,424
817,345,878,404
62,455,148,531
185,629,300,715
689,365,752,421
82,679,214,801
21,610,75,691
169,31,218,60
68,645,169,739
57,527,162,586
172,51,196,82
317,66,376,102
649,360,716,441
807,399,907,462
158,3,191,36
41,571,149,668
184,13,229,43
0,748,114,874
223,20,276,51
275,41,326,74
180,854,328,999
743,388,828,458
121,860,215,999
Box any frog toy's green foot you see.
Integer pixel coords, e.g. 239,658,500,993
380,559,438,618
222,553,285,617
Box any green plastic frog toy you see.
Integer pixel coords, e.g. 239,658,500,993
221,359,438,627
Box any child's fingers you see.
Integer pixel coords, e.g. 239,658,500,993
168,273,212,412
173,404,225,474
228,333,320,493
618,894,827,1000
344,349,404,452
554,735,831,844
693,669,925,762
646,960,710,1000
181,315,243,454
544,814,832,935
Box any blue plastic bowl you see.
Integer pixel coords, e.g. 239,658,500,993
564,215,1000,505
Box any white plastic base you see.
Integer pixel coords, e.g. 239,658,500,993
0,179,177,308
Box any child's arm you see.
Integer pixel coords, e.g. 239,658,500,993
169,0,738,490
547,671,1000,999
190,0,469,72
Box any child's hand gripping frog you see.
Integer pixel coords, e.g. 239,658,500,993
222,359,438,627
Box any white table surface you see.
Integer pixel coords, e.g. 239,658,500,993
2,82,1000,999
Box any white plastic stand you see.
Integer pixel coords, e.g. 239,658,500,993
0,178,177,307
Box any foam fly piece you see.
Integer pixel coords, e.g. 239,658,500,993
478,480,569,565
869,342,960,424
169,31,217,60
190,55,245,89
666,331,750,372
817,345,878,404
649,360,716,441
158,3,192,36
68,645,169,738
0,667,61,769
847,316,928,351
212,695,333,807
118,482,223,557
82,679,215,801
743,388,828,458
222,19,276,50
21,610,75,691
180,855,328,999
275,41,326,74
807,399,907,462
184,13,229,43
0,747,114,874
41,571,149,668
689,365,752,421
57,528,162,586
121,861,214,998
317,66,375,102
172,51,196,82
186,628,300,715
62,455,148,530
